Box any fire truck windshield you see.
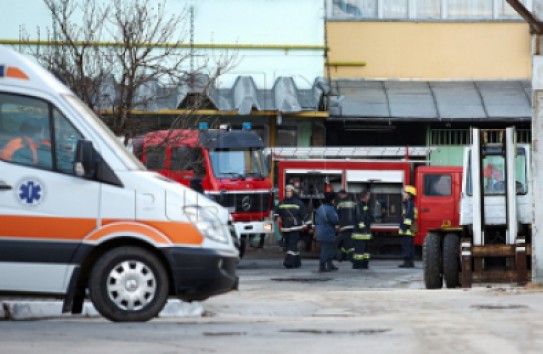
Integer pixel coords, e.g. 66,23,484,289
209,148,267,180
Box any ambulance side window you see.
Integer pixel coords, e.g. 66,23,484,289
0,93,53,170
53,109,83,174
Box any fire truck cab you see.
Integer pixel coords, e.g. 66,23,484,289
135,124,274,257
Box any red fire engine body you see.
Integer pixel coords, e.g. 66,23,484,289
273,147,463,248
134,127,274,256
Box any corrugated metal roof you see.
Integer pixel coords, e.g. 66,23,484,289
329,80,532,122
96,75,327,114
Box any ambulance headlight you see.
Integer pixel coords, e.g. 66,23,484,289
183,206,228,244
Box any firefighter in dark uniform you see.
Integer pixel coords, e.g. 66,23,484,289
352,190,372,269
399,185,417,268
335,189,356,262
274,184,308,268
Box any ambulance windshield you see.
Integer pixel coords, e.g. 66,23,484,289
62,94,144,170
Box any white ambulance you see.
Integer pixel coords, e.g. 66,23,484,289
0,46,238,322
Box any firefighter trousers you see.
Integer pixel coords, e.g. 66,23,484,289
401,235,415,261
283,231,301,268
336,230,354,262
352,233,371,269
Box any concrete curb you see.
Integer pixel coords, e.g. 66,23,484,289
0,299,204,321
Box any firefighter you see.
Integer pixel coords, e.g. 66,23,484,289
335,189,356,262
274,184,308,268
398,185,417,268
352,190,372,269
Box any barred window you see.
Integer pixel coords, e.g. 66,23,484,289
326,0,526,20
430,128,531,146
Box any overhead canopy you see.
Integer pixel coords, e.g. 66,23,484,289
329,80,532,122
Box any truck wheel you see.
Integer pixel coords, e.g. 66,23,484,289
89,247,169,322
423,233,443,289
443,233,460,288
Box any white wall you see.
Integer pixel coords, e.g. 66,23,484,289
0,0,325,89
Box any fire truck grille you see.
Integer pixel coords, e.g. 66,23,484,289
216,192,272,213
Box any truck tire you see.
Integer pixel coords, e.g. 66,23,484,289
423,232,443,289
89,247,169,322
443,233,460,288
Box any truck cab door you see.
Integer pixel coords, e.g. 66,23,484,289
416,170,459,245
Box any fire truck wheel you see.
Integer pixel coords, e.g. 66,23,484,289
443,233,460,288
89,247,169,322
423,232,443,289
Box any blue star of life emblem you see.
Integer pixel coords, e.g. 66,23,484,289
18,180,44,206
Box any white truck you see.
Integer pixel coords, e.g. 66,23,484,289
0,46,239,321
423,127,532,288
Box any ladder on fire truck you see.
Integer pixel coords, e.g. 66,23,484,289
266,146,436,160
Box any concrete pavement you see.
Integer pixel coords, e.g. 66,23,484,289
0,245,411,321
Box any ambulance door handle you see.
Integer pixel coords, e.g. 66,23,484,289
0,181,12,191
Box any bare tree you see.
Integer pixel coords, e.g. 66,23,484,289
20,0,238,139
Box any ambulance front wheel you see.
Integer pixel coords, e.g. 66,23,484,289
89,247,169,322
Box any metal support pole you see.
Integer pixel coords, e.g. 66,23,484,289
532,90,543,283
530,0,543,285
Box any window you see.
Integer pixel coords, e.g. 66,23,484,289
277,126,297,147
326,0,526,20
170,146,194,171
53,109,83,174
0,93,52,170
423,174,452,196
447,0,492,19
382,0,408,19
145,147,165,170
467,147,528,196
0,93,87,173
416,0,441,19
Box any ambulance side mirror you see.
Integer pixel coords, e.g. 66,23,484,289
74,140,96,178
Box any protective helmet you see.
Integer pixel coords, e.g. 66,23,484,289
285,184,295,192
404,185,417,196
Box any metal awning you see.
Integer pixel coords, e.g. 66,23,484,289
329,80,532,122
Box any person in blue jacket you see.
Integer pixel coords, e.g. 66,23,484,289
315,191,340,272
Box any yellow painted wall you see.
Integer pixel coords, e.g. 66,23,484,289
327,22,531,79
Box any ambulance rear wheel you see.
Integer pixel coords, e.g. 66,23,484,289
89,247,169,322
423,232,443,289
443,233,460,288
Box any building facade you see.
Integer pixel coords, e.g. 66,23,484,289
325,0,533,165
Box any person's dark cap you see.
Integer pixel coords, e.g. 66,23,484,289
324,191,336,203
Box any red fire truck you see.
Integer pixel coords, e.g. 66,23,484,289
134,124,274,257
272,146,463,251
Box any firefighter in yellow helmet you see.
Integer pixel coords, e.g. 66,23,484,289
398,185,417,268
